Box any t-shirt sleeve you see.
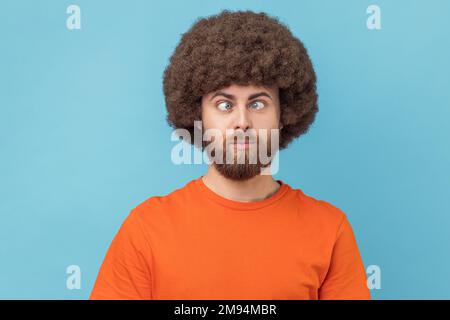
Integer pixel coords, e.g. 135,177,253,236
89,210,153,300
318,215,371,300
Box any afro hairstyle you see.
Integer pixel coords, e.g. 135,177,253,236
162,9,318,150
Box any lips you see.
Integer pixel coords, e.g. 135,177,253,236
231,141,256,150
227,137,257,144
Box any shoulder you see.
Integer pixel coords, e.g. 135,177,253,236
289,185,348,235
126,179,195,226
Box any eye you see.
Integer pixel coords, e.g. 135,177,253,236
217,101,232,111
249,101,265,110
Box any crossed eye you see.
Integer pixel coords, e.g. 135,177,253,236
217,101,265,111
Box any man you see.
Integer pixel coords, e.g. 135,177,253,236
90,10,370,300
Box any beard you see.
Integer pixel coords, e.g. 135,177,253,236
202,130,277,181
214,162,267,181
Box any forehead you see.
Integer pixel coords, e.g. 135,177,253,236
206,83,278,98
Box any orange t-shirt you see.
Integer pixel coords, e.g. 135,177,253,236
90,176,371,300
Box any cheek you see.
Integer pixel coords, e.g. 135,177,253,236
201,104,215,127
254,110,280,129
202,107,228,132
200,110,225,144
202,117,226,134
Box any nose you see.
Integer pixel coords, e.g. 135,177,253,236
233,105,252,132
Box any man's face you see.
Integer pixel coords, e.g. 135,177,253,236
201,83,281,180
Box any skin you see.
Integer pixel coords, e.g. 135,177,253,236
200,83,284,202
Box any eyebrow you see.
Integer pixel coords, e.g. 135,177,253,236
209,91,273,101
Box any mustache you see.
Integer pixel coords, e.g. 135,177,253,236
225,130,259,144
226,137,258,144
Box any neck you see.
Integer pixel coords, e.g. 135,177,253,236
201,165,281,202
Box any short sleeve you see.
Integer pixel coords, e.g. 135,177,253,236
318,215,371,300
89,210,153,300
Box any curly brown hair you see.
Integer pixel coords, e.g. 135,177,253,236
163,9,318,150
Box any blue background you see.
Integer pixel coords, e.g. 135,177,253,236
1,0,449,299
